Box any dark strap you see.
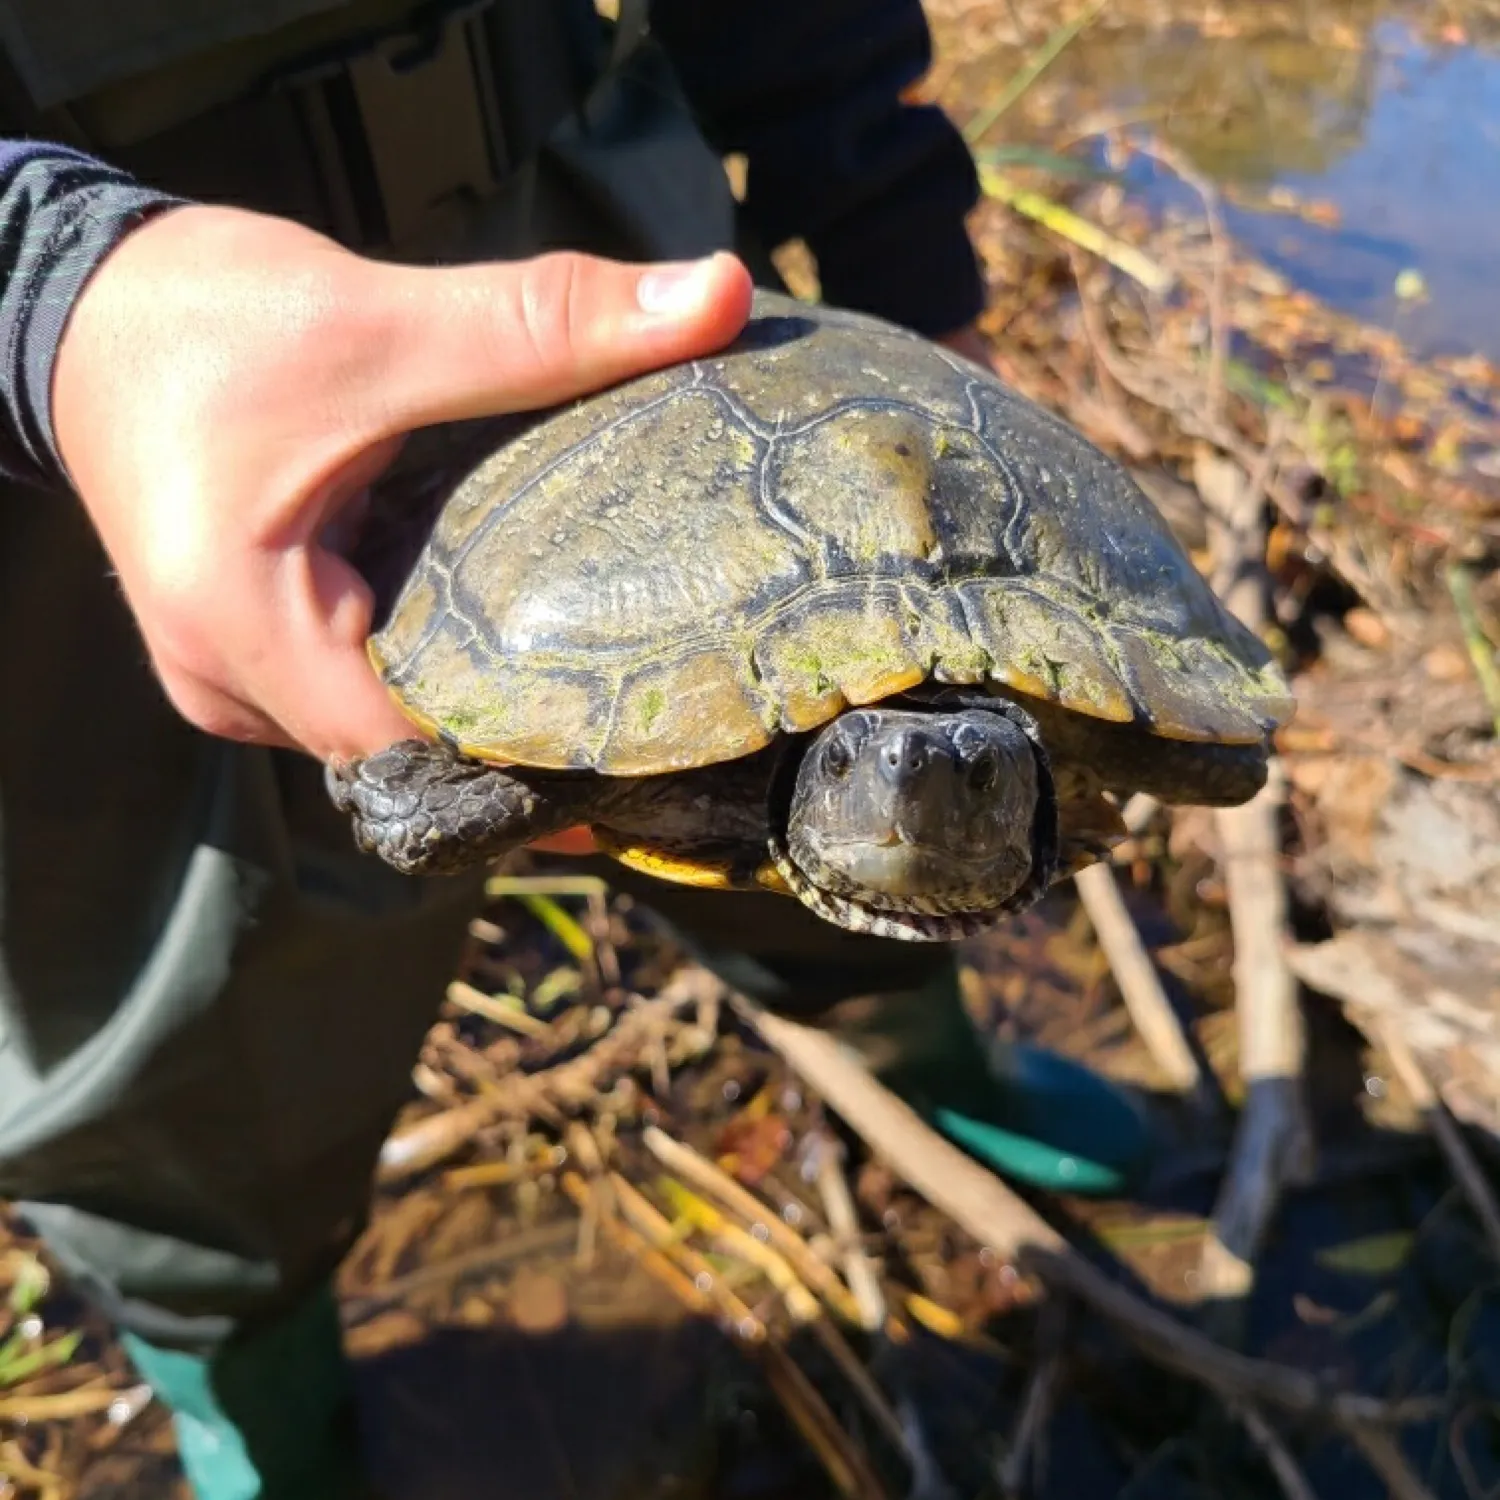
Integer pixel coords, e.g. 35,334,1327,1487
0,0,659,253
286,0,656,251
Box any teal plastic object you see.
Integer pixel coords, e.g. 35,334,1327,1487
121,1281,375,1499
932,1041,1151,1195
122,1334,264,1500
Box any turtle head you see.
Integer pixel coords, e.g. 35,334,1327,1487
773,703,1059,940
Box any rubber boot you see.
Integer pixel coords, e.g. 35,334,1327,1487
806,965,1152,1196
120,1281,379,1500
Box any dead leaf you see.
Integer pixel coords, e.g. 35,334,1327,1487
1342,607,1390,649
1424,642,1472,682
508,1268,569,1335
715,1112,793,1188
1315,1231,1415,1278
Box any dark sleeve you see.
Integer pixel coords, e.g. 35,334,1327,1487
0,141,182,490
648,0,985,339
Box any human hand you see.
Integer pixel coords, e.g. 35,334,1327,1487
53,204,753,767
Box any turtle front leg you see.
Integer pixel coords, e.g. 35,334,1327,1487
326,739,600,876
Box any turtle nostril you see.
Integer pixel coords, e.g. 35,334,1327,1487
879,732,927,781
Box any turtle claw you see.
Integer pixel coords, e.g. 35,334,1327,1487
326,739,586,877
324,757,357,815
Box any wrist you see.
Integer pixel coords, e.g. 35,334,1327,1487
0,144,185,491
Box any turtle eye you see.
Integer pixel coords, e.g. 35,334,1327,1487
823,737,853,779
969,749,1000,792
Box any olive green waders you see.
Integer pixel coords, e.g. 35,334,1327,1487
0,6,1143,1494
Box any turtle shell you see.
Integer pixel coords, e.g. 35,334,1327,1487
370,292,1293,776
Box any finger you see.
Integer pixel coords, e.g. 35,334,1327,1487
246,543,422,763
260,252,753,761
369,250,754,433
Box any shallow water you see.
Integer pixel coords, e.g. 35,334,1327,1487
1127,21,1500,362
954,3,1500,363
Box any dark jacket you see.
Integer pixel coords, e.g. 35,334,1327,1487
0,0,983,489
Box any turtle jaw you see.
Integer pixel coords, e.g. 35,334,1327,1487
794,840,1010,908
769,704,1060,941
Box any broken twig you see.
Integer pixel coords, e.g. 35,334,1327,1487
736,999,1066,1261
1195,449,1313,1298
1374,1023,1500,1263
977,167,1174,294
641,1125,865,1325
1337,1419,1436,1500
1231,1401,1319,1500
998,1300,1066,1498
1446,560,1500,738
1074,861,1209,1101
737,997,1430,1434
963,0,1111,146
813,1131,888,1334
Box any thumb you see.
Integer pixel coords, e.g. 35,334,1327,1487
289,251,751,761
369,250,754,433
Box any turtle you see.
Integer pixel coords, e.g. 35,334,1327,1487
327,291,1294,941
